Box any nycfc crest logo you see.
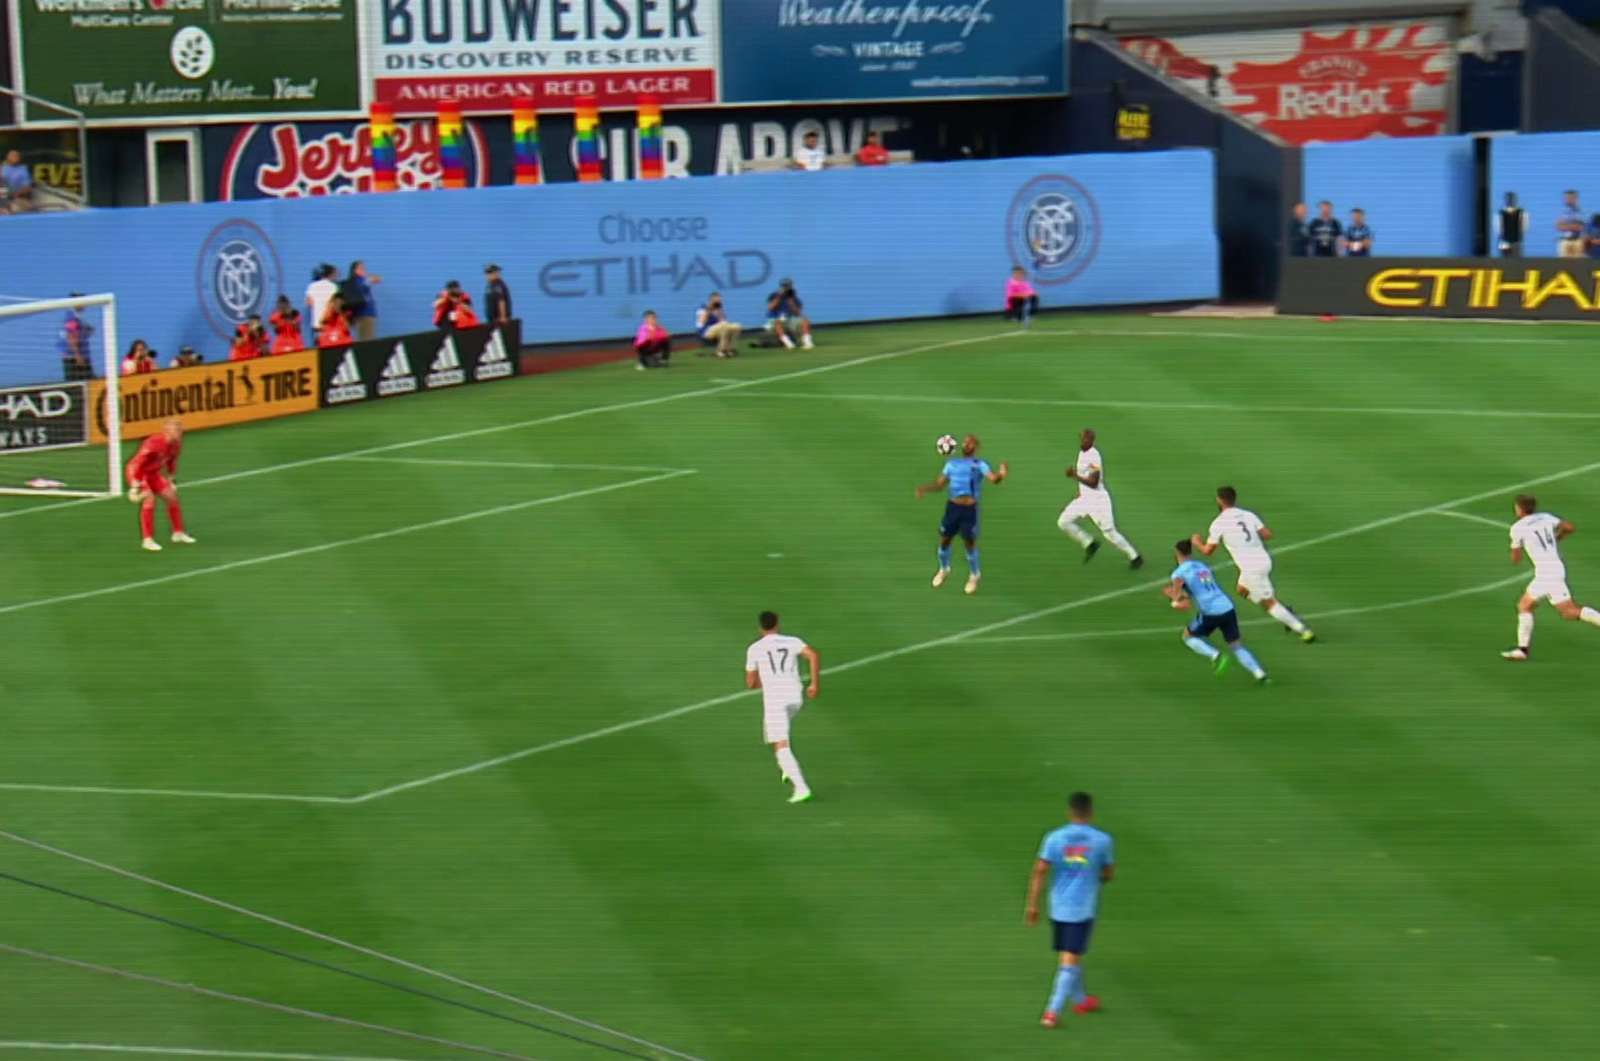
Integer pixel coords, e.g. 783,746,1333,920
1005,175,1100,286
197,220,282,340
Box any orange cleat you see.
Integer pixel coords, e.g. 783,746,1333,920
1040,1012,1059,1029
1073,996,1101,1015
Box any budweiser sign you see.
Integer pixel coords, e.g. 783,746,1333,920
1122,20,1453,144
214,119,490,201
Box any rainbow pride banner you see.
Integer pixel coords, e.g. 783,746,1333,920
512,98,541,186
575,97,603,183
436,100,468,190
636,95,663,180
369,102,398,193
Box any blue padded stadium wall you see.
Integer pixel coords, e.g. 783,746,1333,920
1302,137,1477,256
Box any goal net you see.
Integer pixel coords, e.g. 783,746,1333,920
0,293,121,498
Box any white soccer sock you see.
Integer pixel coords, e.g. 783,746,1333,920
1182,636,1221,661
1517,612,1535,648
1267,602,1309,634
776,748,809,793
1580,607,1600,628
1102,527,1140,559
1059,519,1093,547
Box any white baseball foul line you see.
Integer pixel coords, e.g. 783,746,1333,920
0,1044,448,1061
0,331,1017,523
2,459,1596,806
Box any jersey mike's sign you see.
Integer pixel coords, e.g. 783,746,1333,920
213,119,489,199
1122,20,1452,144
1279,259,1600,322
367,0,718,113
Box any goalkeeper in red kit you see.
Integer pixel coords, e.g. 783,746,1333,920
126,418,195,552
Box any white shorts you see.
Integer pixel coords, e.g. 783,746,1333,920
1059,492,1116,532
1526,573,1572,605
1235,563,1276,602
763,701,803,743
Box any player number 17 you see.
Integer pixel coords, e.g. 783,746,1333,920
767,648,790,672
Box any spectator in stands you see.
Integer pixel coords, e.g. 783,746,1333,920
1004,267,1039,328
1557,190,1585,258
634,310,672,370
1586,213,1600,259
484,264,513,325
58,297,94,381
767,278,815,349
170,346,201,369
791,131,826,172
433,280,480,331
1,150,33,213
1496,192,1526,258
1287,202,1310,258
1344,208,1373,257
231,316,268,360
121,340,155,376
318,293,353,347
270,295,305,354
696,292,741,357
340,260,383,341
305,264,338,325
855,131,890,167
1308,201,1342,258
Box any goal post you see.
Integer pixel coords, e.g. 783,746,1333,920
0,293,121,498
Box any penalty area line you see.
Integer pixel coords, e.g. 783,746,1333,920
0,1043,449,1061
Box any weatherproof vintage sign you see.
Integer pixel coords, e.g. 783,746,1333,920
366,0,719,114
9,0,361,123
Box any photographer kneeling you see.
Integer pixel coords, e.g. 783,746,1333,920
766,279,814,350
696,292,741,358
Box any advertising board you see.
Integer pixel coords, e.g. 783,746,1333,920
318,322,522,407
1279,258,1600,322
9,0,361,124
0,382,89,453
87,350,321,444
208,118,490,199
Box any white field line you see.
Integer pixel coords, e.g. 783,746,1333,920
1428,508,1510,529
0,1044,457,1061
0,331,1016,522
0,781,342,804
0,470,694,621
344,457,692,474
1039,326,1600,347
347,456,1600,804
961,574,1527,646
718,390,1600,421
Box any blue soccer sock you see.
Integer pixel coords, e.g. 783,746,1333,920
1183,636,1221,661
1070,966,1087,1004
937,543,952,570
1231,644,1266,678
1047,965,1078,1015
966,546,981,577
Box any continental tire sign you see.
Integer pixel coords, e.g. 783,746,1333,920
1280,258,1600,321
88,351,319,443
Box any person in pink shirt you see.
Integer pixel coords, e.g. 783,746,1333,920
1005,267,1040,329
634,310,672,370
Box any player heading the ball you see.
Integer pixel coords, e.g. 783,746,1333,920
126,419,195,553
917,434,1008,595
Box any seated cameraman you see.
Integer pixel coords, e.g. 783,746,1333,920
766,278,814,350
696,292,741,357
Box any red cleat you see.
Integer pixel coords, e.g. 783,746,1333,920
1040,1012,1059,1029
1073,996,1101,1015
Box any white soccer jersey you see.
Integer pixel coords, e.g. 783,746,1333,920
1207,507,1272,569
1075,446,1108,497
746,634,808,707
1512,512,1567,579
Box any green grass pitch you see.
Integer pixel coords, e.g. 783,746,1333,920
2,314,1599,1061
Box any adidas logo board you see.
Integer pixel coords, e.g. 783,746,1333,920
474,328,514,381
325,350,367,404
425,336,467,389
377,343,418,396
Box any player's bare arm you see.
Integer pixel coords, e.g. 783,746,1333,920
801,645,820,698
1101,865,1115,884
1070,466,1102,489
1024,858,1049,926
1164,580,1192,608
987,462,1009,484
1558,520,1577,540
1258,527,1274,541
746,668,761,690
1191,533,1219,556
915,474,949,499
1510,545,1524,567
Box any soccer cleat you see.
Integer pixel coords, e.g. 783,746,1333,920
779,334,796,349
141,538,162,552
1255,674,1271,685
788,789,813,804
802,335,815,350
1300,630,1317,644
965,574,980,595
1072,997,1101,1015
1213,654,1231,676
171,532,197,544
1040,1012,1059,1029
635,363,647,371
1083,541,1101,563
1129,555,1144,571
932,567,951,588
1502,647,1530,661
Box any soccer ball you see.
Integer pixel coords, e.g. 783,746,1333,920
936,434,958,456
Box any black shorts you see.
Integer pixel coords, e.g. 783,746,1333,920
1187,608,1241,643
1052,919,1094,955
940,501,979,541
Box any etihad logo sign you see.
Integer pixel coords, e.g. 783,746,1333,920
1367,267,1600,313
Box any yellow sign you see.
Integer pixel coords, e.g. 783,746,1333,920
1366,267,1600,313
89,351,320,444
1116,105,1151,141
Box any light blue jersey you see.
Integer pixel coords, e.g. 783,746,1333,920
1037,823,1115,922
943,457,992,501
1172,559,1234,616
